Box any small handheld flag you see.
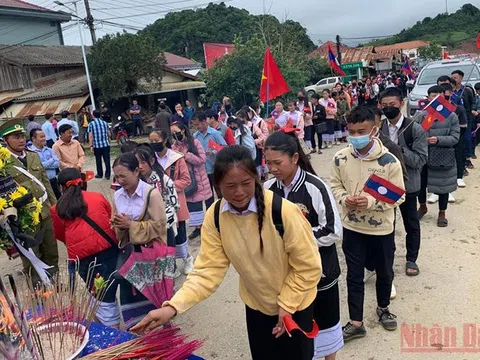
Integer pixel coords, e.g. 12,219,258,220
477,32,480,50
418,99,428,110
327,45,346,76
421,95,456,131
283,316,319,339
401,59,415,80
208,139,224,152
363,174,405,205
443,52,451,60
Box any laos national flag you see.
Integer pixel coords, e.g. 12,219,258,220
363,174,405,205
401,59,415,80
421,95,456,131
328,45,346,76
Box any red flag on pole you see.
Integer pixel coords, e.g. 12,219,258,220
443,52,451,60
259,48,290,103
477,32,480,49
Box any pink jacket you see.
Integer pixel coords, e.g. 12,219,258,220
172,139,212,203
163,149,191,222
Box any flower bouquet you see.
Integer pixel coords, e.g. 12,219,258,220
0,147,43,254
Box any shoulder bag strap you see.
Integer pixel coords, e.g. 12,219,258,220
214,199,222,233
271,193,284,238
81,214,117,248
140,187,156,221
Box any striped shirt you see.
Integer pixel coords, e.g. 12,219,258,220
87,118,110,148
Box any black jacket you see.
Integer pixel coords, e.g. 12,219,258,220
264,169,342,289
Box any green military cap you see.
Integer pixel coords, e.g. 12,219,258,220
0,119,25,138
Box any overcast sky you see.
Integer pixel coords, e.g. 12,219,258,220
29,0,469,47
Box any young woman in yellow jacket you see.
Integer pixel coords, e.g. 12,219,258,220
132,145,322,360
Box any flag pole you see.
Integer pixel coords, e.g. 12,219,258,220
266,83,270,119
458,59,476,100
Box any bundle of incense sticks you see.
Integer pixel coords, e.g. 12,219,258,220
0,258,117,360
83,326,203,360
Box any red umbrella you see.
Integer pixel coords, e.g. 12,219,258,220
118,241,175,308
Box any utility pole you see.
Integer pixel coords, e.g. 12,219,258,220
336,34,342,63
83,0,96,44
445,0,448,14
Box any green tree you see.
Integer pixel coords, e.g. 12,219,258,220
203,35,326,108
418,43,442,61
88,32,165,101
143,2,316,62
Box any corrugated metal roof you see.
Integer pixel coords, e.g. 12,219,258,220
375,41,429,52
0,95,88,120
164,52,198,68
137,81,206,95
0,89,34,105
0,44,84,67
16,72,87,101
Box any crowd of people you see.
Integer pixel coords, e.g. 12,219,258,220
3,62,480,360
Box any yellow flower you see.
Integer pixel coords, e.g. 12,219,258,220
0,158,4,169
17,187,28,196
32,213,40,226
9,191,23,202
0,147,10,161
33,199,42,213
0,198,6,209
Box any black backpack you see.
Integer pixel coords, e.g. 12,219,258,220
213,193,285,238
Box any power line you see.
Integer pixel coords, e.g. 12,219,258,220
91,0,195,10
95,0,232,21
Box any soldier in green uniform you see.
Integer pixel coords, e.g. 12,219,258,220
0,119,59,280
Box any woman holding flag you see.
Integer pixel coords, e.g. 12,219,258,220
417,85,460,227
264,129,344,359
131,145,322,360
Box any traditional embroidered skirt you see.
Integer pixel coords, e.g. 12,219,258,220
187,201,205,228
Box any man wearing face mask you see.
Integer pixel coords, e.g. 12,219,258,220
379,87,427,278
331,107,405,341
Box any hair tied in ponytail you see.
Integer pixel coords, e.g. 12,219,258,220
65,178,82,188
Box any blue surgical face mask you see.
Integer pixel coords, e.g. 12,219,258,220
348,129,374,150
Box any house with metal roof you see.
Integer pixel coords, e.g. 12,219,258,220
0,0,71,46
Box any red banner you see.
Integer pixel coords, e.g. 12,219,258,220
204,43,235,69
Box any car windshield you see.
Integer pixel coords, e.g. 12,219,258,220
417,64,480,85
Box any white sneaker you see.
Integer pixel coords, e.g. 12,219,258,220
390,283,397,300
364,269,376,283
183,255,194,275
448,193,455,203
327,142,333,149
427,194,439,203
457,179,466,188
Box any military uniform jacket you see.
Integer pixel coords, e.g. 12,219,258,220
6,150,57,219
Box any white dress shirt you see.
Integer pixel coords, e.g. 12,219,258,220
387,115,404,145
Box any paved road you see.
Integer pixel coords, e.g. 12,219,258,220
1,143,480,359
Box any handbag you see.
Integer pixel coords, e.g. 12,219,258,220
314,122,327,134
184,165,198,196
428,146,455,170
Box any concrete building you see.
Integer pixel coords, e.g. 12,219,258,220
0,0,71,46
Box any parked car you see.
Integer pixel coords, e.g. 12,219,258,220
305,76,343,96
407,59,480,116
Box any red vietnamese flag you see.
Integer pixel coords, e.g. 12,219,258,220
477,32,480,49
208,139,224,152
443,52,451,59
259,48,290,103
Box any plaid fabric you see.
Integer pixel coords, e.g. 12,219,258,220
88,118,110,148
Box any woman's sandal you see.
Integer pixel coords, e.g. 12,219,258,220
437,217,448,227
406,261,420,277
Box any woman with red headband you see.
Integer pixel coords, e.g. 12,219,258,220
51,167,120,327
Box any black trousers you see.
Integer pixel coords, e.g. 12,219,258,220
418,166,449,211
455,127,467,179
133,118,143,136
246,303,314,360
206,173,221,209
46,139,54,148
342,228,395,322
311,123,324,150
400,192,421,263
93,146,111,178
49,177,62,200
